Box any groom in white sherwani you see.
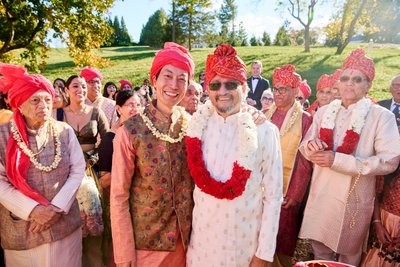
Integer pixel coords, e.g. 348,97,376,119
185,44,283,267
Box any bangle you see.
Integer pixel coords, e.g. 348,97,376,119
372,219,381,224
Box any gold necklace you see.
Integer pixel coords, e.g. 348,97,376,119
265,102,301,137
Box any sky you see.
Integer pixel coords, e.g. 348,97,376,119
109,0,334,43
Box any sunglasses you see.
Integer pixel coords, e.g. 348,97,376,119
209,81,240,91
272,87,290,95
262,97,274,101
339,76,366,84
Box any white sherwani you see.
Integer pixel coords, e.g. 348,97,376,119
187,111,283,267
299,100,400,255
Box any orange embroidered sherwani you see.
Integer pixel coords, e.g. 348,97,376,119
110,103,193,266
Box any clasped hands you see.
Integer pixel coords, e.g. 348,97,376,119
29,204,63,233
306,138,335,168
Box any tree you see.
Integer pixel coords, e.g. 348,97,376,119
140,9,170,47
174,0,214,50
0,0,115,70
262,31,271,46
274,25,291,46
277,0,319,52
219,0,238,44
237,22,248,46
250,36,258,46
120,17,132,45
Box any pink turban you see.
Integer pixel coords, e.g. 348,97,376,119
331,69,342,84
342,49,375,81
150,42,195,86
0,63,55,206
80,66,104,83
273,64,302,88
119,79,132,90
299,80,311,99
316,74,331,91
205,44,247,85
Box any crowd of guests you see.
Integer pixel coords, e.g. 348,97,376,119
0,42,399,267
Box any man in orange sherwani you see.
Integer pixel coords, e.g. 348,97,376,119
110,42,195,267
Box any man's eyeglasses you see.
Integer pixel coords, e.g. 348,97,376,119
339,76,366,84
209,81,240,91
272,87,290,95
262,97,274,101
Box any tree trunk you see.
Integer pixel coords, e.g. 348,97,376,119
335,0,368,55
304,25,310,52
188,13,192,50
172,0,176,42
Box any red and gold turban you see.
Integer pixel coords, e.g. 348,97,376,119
80,66,104,83
316,74,331,91
150,42,195,86
300,80,311,99
119,79,132,90
342,49,375,81
273,64,302,88
0,63,55,206
205,44,247,85
331,69,342,84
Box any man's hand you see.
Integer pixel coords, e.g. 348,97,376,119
116,260,136,267
29,205,63,225
246,98,257,106
249,256,270,267
242,104,266,125
309,151,335,168
375,222,392,245
282,197,299,209
100,172,111,188
306,138,328,154
29,221,50,233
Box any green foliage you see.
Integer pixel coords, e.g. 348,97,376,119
262,31,271,46
105,16,132,47
237,22,248,46
0,0,115,70
140,9,169,47
218,0,238,44
274,25,291,46
250,36,258,46
174,0,215,50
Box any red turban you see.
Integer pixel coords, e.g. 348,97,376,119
0,63,55,206
331,69,342,84
299,80,311,99
317,74,331,91
80,66,104,83
150,42,195,86
119,79,132,90
342,49,375,81
273,64,302,88
205,44,247,85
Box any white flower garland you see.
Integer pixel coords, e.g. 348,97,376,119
264,101,302,137
10,118,62,172
187,101,258,170
321,98,372,134
140,106,189,143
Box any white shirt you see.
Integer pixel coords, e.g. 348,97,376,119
251,77,260,93
187,111,283,266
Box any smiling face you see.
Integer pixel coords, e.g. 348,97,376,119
179,82,201,114
273,82,298,111
66,77,87,104
116,94,142,122
20,90,53,129
251,62,262,78
316,87,334,107
153,64,189,115
338,68,371,107
86,77,102,101
207,75,245,118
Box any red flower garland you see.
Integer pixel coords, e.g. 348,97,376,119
185,136,251,200
319,128,361,155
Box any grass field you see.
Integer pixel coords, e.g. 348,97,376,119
41,43,400,101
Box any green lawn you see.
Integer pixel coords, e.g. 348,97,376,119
41,43,400,101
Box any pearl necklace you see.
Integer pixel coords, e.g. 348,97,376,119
139,106,189,143
11,118,62,172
